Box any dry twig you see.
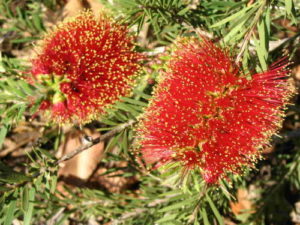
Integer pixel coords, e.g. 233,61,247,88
56,120,136,164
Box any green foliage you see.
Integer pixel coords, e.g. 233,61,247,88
0,149,57,225
0,0,46,45
0,0,299,224
0,60,41,147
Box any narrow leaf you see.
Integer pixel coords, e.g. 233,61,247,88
210,3,258,28
201,208,210,225
206,194,224,225
23,187,35,225
4,200,17,225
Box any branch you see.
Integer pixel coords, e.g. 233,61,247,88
56,119,136,164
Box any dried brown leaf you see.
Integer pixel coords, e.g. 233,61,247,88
63,0,84,18
90,161,137,193
230,188,255,216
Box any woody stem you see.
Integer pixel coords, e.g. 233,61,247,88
56,119,136,164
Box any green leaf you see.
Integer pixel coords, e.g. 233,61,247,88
285,0,293,15
115,102,139,116
223,4,259,43
121,129,128,152
3,1,14,18
254,38,267,71
0,161,31,184
133,90,151,99
155,213,177,223
37,148,56,160
19,80,35,96
4,199,17,225
101,118,119,126
6,78,26,98
5,104,25,120
178,6,189,16
265,7,271,38
23,187,35,225
219,180,234,201
210,3,258,28
158,197,195,212
157,9,169,23
105,131,123,153
201,208,210,225
120,97,148,107
21,186,29,212
258,19,267,53
0,185,11,192
50,173,58,194
0,124,8,148
32,13,44,31
206,194,224,225
137,13,146,32
29,99,42,114
11,37,39,43
223,21,245,43
114,111,129,122
16,103,26,121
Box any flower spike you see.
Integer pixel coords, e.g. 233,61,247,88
30,10,142,124
135,37,294,184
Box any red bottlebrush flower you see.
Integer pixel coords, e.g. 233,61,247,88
30,10,141,124
136,37,294,184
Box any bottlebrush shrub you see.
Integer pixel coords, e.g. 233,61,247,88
29,10,141,124
135,37,294,184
